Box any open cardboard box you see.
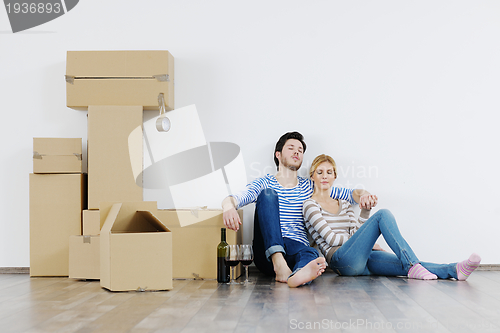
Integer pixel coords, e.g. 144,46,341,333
66,50,174,110
100,202,172,291
100,204,243,280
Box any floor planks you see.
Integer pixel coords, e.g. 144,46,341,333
0,269,499,333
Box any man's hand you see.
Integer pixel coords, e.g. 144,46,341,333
222,196,241,231
359,194,378,210
223,207,241,231
353,189,377,209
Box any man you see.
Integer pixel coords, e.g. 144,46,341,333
222,132,377,287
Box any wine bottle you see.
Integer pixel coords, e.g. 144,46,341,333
217,228,230,283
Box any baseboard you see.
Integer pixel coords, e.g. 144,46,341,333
477,264,500,271
1,264,499,275
0,267,30,274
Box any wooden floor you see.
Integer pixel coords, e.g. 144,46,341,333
1,269,500,333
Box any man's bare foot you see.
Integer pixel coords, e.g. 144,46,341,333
287,257,326,288
271,253,292,283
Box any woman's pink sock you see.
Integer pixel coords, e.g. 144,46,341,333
408,263,437,280
457,253,481,281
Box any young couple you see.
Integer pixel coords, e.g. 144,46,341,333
222,132,481,287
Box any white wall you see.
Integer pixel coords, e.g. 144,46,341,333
1,1,499,267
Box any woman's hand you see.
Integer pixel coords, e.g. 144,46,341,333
360,194,378,209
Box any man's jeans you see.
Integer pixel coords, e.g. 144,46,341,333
330,209,458,279
252,189,319,277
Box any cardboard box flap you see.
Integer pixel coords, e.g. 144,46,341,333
157,209,225,228
111,210,169,233
135,211,170,232
101,203,122,235
66,51,172,78
100,201,158,230
100,202,168,233
33,138,82,159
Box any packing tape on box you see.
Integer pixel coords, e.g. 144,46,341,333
65,74,169,84
32,152,82,160
152,74,170,82
83,235,91,244
128,104,247,227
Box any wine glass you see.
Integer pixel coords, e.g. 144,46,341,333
240,244,254,284
225,245,240,284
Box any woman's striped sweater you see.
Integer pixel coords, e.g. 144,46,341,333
303,198,371,263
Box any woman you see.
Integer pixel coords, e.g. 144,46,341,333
302,154,481,280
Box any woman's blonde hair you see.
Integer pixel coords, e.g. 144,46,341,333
309,154,337,178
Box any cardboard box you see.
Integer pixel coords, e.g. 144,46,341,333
87,105,143,209
29,174,85,276
33,138,82,173
100,202,172,291
155,209,243,279
69,235,100,280
66,50,174,110
83,210,101,235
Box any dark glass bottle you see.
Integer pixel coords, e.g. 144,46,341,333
217,228,230,283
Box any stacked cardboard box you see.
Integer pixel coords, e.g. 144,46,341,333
69,235,100,280
82,210,100,235
33,138,82,173
30,138,85,277
68,210,101,280
66,50,174,111
155,209,243,279
87,105,143,209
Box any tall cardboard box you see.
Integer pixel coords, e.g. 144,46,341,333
29,173,85,276
100,202,172,291
66,50,174,111
87,105,143,209
33,138,82,173
155,209,243,279
69,235,100,280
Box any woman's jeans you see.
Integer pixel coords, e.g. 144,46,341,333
253,189,319,277
330,209,459,279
